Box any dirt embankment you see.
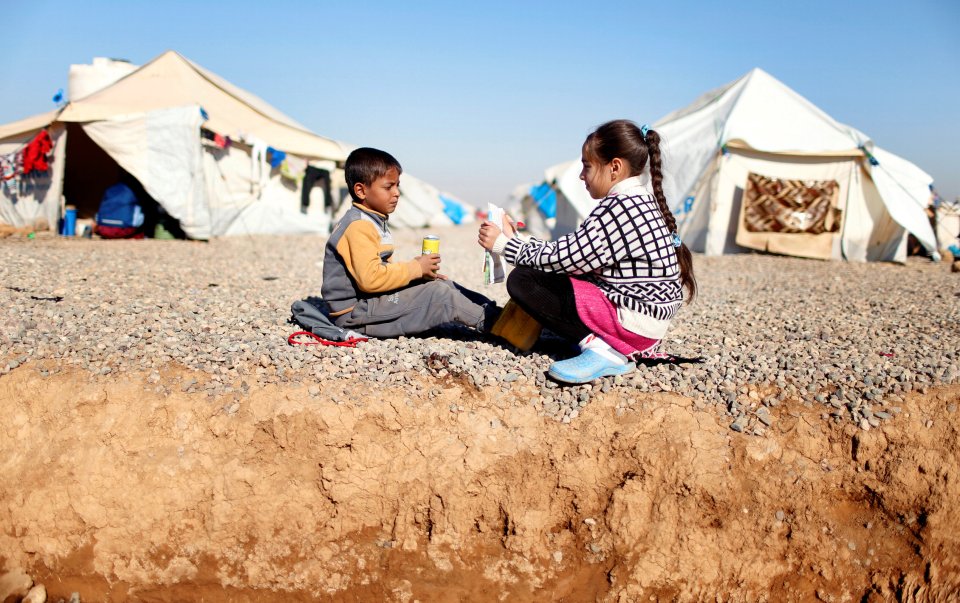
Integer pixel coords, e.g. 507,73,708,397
1,364,959,602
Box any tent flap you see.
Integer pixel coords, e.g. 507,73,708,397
83,105,212,239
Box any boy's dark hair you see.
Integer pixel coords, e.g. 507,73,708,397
345,147,402,202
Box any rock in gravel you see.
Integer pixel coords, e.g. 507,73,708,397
23,584,46,603
0,569,33,601
756,411,774,427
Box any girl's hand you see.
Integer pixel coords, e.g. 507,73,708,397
478,214,518,250
478,220,501,250
501,214,516,238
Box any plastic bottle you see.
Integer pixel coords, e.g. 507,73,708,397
62,205,77,236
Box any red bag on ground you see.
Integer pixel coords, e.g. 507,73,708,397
95,225,144,239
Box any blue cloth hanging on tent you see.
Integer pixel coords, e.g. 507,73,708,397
439,194,468,225
267,146,286,168
529,182,556,218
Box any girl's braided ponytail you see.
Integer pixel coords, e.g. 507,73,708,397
643,128,696,302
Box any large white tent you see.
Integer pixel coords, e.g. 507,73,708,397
534,68,938,262
0,51,470,238
0,51,346,239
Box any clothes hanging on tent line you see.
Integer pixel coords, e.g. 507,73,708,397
246,136,269,195
200,128,231,149
280,155,307,182
266,146,286,169
22,130,52,174
0,132,54,202
0,160,20,200
1,155,20,200
0,152,20,181
0,130,54,198
0,169,46,202
301,166,332,214
203,130,328,210
203,130,305,200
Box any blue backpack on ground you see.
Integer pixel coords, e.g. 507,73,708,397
96,183,144,228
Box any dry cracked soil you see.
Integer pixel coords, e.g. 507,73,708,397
2,363,959,602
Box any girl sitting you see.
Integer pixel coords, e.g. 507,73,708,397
479,119,696,383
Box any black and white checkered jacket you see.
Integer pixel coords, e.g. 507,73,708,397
500,176,683,322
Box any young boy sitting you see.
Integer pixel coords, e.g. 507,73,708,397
321,147,499,338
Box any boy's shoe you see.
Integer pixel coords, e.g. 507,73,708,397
478,303,503,334
548,349,635,384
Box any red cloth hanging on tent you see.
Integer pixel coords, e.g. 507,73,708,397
22,130,52,174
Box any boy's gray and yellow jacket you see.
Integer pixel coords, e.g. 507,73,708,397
321,204,422,317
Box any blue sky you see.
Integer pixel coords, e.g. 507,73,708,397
2,1,958,205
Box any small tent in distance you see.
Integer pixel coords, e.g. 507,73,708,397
934,195,960,256
529,68,937,263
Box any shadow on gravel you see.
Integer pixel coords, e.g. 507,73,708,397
6,285,64,302
423,323,578,361
635,355,706,367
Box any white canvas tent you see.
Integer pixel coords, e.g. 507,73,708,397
537,68,938,262
0,51,352,239
393,172,475,228
0,51,473,238
437,191,477,226
935,198,960,254
509,180,553,239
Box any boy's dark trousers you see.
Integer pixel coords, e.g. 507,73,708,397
334,279,493,338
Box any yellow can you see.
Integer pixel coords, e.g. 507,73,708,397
421,235,440,255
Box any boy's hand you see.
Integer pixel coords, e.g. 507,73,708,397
416,253,441,279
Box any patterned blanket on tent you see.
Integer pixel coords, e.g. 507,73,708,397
743,173,841,234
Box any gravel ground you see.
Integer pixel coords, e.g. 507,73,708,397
2,227,958,435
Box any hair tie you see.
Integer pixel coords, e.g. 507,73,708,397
671,232,682,248
640,124,650,138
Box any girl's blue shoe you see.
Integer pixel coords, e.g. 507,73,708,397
548,349,635,384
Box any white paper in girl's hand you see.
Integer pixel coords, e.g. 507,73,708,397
483,203,506,285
